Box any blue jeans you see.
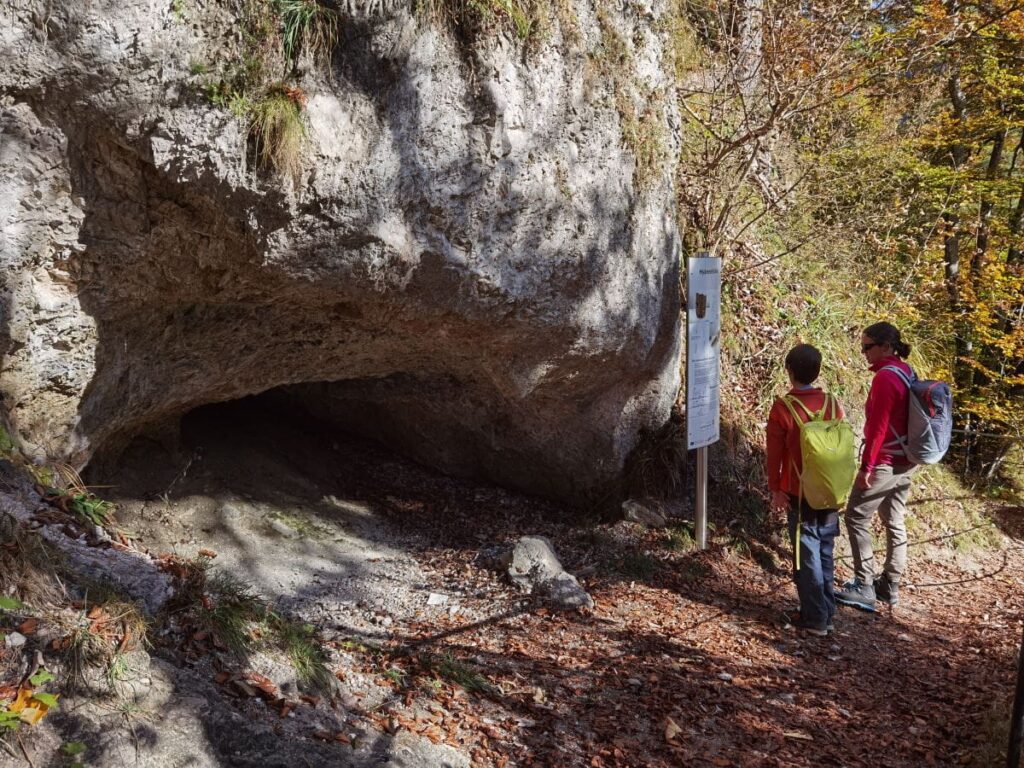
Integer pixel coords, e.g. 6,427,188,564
787,496,839,629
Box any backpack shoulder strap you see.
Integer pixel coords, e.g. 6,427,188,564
781,395,815,424
823,393,839,420
878,369,912,454
881,365,914,388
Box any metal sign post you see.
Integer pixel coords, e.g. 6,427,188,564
685,254,721,550
695,445,708,549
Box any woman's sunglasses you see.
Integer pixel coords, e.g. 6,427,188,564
861,343,879,352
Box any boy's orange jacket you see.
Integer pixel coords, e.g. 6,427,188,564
766,387,846,497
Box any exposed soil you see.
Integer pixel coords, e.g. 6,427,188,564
81,395,1024,767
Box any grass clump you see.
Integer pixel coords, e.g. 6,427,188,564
249,87,307,183
195,0,314,183
967,697,1014,767
196,570,263,657
0,516,62,608
619,551,658,580
277,0,338,65
162,554,335,690
428,652,498,695
665,523,695,552
623,410,686,501
416,0,554,44
57,598,149,690
265,612,332,691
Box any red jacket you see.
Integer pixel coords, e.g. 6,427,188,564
766,387,846,496
861,356,912,472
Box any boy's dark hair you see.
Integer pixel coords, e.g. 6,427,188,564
785,344,822,385
863,321,912,358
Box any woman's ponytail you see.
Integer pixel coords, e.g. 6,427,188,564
864,321,911,358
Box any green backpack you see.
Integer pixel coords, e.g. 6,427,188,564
781,394,856,511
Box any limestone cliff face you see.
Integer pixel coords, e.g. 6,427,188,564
0,0,682,505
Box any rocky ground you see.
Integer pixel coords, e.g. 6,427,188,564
2,396,1022,767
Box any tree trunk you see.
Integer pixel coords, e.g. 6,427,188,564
944,211,961,303
1009,181,1024,265
974,128,1006,278
944,73,970,306
735,0,764,99
943,72,976,467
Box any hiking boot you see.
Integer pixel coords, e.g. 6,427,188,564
786,611,831,637
874,574,900,606
836,579,876,612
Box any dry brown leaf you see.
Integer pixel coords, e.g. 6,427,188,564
664,716,682,742
242,672,278,698
17,618,38,635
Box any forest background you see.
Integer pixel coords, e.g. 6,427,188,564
667,0,1024,503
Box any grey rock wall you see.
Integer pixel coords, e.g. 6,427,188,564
0,0,682,505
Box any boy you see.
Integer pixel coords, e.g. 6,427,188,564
766,344,846,636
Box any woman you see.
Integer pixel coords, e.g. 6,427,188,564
836,322,916,612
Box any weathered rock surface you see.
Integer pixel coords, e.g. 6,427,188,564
0,0,681,505
32,657,471,768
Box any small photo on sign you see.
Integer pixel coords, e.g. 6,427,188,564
696,293,707,319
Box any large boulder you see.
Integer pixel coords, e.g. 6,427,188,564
0,0,681,505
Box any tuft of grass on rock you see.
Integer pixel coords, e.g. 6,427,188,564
416,0,551,44
162,555,337,690
265,611,333,691
276,0,338,66
249,88,307,183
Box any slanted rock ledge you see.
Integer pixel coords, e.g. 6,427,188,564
0,0,681,505
0,463,173,614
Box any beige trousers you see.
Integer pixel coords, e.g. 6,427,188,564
844,464,917,585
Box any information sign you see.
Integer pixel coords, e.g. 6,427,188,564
685,256,721,450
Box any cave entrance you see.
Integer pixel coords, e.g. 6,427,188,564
86,389,491,632
89,386,559,561
95,388,415,515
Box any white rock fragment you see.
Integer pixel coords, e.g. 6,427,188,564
5,632,27,648
269,518,298,538
622,499,668,528
502,536,594,610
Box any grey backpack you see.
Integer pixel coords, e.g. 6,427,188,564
882,366,953,465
